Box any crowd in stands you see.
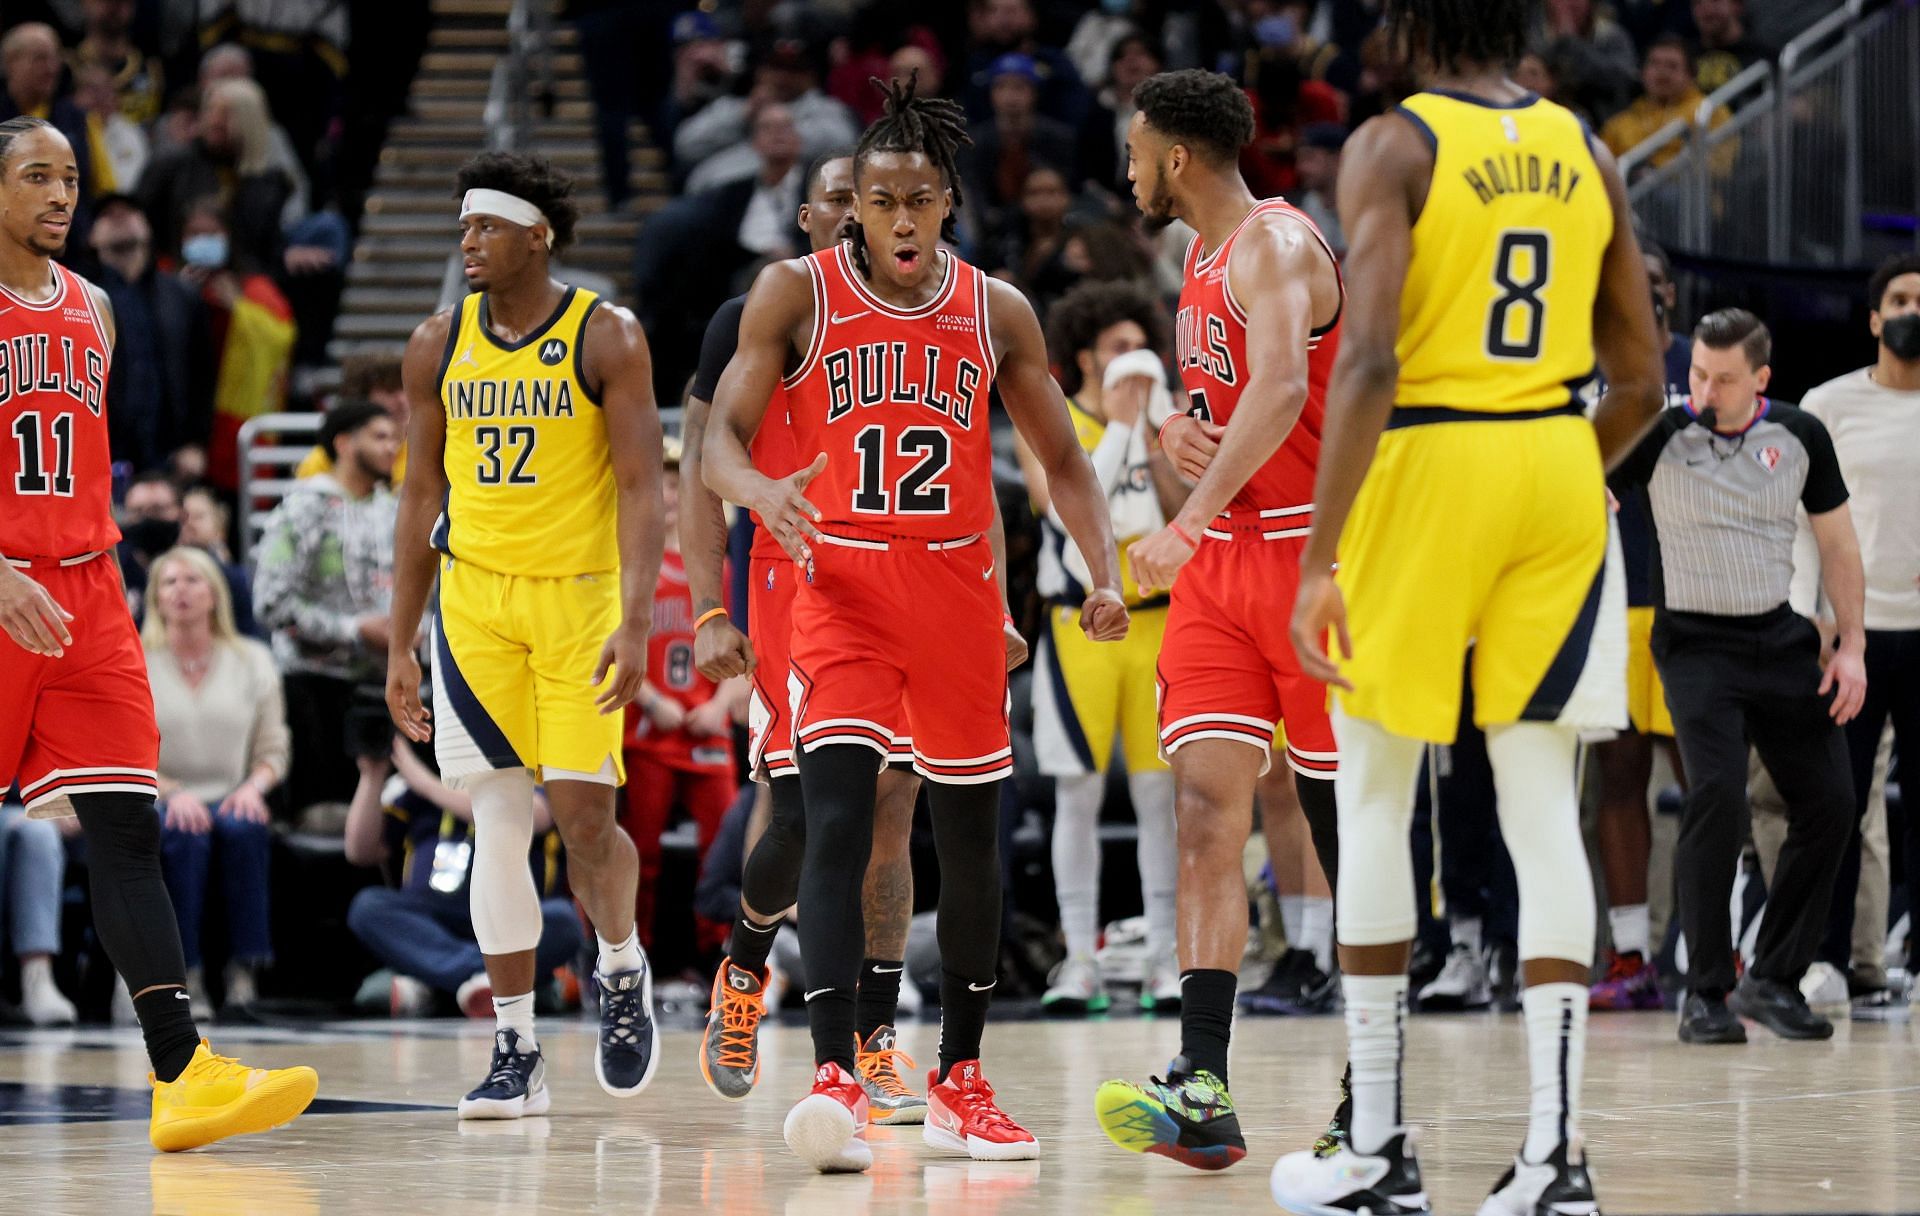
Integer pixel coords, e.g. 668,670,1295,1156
5,1,1910,1039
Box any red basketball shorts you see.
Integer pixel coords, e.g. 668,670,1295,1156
787,530,1009,784
1156,522,1337,781
748,554,910,782
0,552,160,815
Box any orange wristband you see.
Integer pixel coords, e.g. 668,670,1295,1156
693,607,730,632
1169,521,1199,550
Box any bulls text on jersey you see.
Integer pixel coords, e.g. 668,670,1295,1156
0,332,107,414
822,340,983,430
1175,306,1238,387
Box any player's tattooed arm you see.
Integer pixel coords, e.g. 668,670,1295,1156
987,277,1128,643
586,301,667,714
387,308,455,741
704,260,824,564
1586,138,1668,468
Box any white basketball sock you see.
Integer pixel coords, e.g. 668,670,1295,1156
597,929,644,978
1299,897,1334,973
1522,982,1588,1162
1343,973,1408,1155
1051,772,1105,960
493,991,537,1050
1608,903,1651,957
1128,770,1178,963
1279,894,1306,943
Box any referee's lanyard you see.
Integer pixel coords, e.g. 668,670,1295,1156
428,813,472,894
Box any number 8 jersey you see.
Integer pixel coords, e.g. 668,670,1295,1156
783,243,996,539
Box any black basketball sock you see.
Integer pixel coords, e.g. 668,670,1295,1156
727,915,781,976
796,745,879,1071
938,968,993,1081
1179,968,1238,1087
133,986,202,1082
856,956,905,1042
927,780,1004,1080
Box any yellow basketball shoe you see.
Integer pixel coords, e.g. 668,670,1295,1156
150,1040,320,1152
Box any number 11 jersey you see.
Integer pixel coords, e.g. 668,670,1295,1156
783,243,996,540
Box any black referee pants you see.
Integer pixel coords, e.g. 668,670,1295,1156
1653,607,1853,995
1822,628,1920,974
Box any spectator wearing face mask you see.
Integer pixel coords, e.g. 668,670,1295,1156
117,471,185,620
87,194,214,476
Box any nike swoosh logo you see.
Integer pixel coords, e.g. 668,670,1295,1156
968,981,995,992
830,310,870,325
174,991,191,1001
804,987,833,1001
870,965,903,974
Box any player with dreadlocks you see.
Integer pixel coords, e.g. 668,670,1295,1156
1274,0,1663,1211
705,73,1129,1172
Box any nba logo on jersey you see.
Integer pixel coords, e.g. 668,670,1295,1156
1755,445,1781,472
538,338,567,366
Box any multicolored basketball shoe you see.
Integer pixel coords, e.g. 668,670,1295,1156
1093,1054,1246,1171
1588,949,1664,1011
1312,1066,1352,1157
856,1025,928,1124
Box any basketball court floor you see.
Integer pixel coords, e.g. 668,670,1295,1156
2,1011,1913,1214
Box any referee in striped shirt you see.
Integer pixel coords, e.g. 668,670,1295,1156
1609,309,1867,1045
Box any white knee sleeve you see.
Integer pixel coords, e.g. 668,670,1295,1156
1051,772,1105,959
1332,707,1426,947
1486,722,1597,966
1128,769,1178,959
467,768,544,956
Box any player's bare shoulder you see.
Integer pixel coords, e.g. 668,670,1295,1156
982,274,1043,359
741,254,821,351
405,305,458,360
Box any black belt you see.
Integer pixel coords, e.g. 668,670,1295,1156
1385,402,1585,429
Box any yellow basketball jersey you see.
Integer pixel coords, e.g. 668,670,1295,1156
1393,91,1611,415
432,286,618,577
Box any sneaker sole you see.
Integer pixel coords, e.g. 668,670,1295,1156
870,1100,928,1126
151,1068,320,1151
458,1083,552,1121
784,1094,871,1173
1677,1023,1748,1044
1093,1080,1245,1171
596,965,662,1097
1729,993,1835,1040
924,1119,1040,1160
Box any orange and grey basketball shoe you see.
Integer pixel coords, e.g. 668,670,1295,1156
784,1061,873,1173
855,1025,928,1124
925,1059,1040,1161
149,1040,319,1151
700,957,770,1101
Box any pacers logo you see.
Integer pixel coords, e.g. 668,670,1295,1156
538,338,567,366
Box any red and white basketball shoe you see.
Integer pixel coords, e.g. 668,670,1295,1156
924,1060,1040,1161
783,1061,872,1173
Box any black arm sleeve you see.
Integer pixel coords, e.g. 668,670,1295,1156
689,294,748,404
1778,403,1850,515
1606,406,1685,491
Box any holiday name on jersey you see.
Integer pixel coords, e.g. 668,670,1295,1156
0,332,107,414
1175,306,1238,385
1461,151,1586,207
822,341,983,429
445,377,579,420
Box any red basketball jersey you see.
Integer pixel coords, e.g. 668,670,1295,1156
626,549,732,770
783,244,996,539
0,263,116,559
747,381,796,560
1175,199,1343,513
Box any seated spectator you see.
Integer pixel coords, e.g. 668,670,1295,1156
1601,36,1726,169
657,11,737,156
979,164,1080,305
1529,0,1639,120
684,96,803,198
0,801,79,1025
143,545,289,1018
297,352,410,483
1294,122,1346,254
187,44,313,229
345,739,582,1018
1078,33,1162,202
1242,49,1345,199
174,199,297,489
1691,0,1771,94
1,24,94,228
138,77,292,271
959,54,1079,237
71,61,148,196
673,41,857,187
179,485,260,639
961,0,1089,128
68,0,165,126
252,400,400,813
87,194,214,475
889,44,945,103
117,469,184,620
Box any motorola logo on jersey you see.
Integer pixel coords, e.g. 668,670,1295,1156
0,333,107,415
538,338,567,366
1174,306,1238,386
821,341,983,429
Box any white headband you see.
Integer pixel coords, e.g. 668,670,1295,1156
461,188,555,248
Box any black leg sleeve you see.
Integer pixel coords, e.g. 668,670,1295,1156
796,746,879,1070
1295,769,1340,900
732,776,808,974
927,779,1003,1079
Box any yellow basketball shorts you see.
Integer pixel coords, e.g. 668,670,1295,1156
1335,413,1627,744
430,556,626,786
1032,601,1169,776
1625,605,1674,737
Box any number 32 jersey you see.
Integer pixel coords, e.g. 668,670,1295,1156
784,243,996,539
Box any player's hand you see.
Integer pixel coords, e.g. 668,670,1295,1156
694,613,755,680
0,565,74,657
163,790,214,835
753,454,828,564
594,620,649,714
686,697,733,738
1820,641,1867,724
643,688,687,732
1003,617,1029,669
1159,414,1224,482
386,649,432,742
1290,567,1353,691
219,780,271,824
1079,587,1130,642
1129,524,1199,594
